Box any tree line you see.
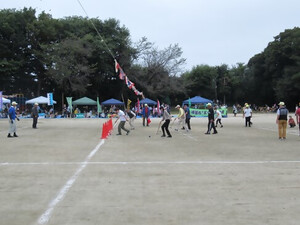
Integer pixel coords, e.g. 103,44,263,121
1,8,299,109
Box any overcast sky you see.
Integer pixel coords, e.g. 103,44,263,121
1,0,300,71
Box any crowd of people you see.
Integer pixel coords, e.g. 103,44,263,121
4,100,300,140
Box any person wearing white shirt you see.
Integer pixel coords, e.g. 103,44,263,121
243,104,252,127
215,106,223,128
114,108,130,135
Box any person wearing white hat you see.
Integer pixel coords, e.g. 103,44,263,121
276,102,289,140
32,102,39,128
175,105,188,132
243,104,252,127
205,103,217,134
7,101,19,138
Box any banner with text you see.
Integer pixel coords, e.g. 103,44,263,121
47,93,54,106
189,108,227,117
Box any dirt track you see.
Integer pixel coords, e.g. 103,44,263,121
1,114,300,225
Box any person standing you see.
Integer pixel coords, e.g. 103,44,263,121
160,106,172,138
32,102,39,129
126,109,136,130
295,102,300,136
142,104,150,126
175,105,188,131
233,104,237,117
276,102,289,140
183,105,191,130
114,108,130,135
7,101,19,138
215,106,223,128
243,104,252,127
205,103,217,134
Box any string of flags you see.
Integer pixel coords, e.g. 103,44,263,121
115,59,145,99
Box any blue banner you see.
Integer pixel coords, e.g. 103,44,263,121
47,93,53,106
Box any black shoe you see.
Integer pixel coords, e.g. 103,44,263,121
205,132,210,135
161,134,166,137
167,135,172,138
221,125,223,128
116,133,122,135
126,131,130,135
14,133,18,137
7,134,13,138
213,132,218,134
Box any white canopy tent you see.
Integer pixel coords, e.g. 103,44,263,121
1,97,11,104
25,96,57,104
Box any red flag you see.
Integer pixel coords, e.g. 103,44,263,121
115,60,120,73
119,68,126,80
137,98,140,113
125,76,135,89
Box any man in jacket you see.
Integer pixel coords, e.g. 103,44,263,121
205,103,217,134
8,101,19,138
160,106,172,138
32,102,39,128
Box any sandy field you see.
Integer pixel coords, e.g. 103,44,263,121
1,113,300,225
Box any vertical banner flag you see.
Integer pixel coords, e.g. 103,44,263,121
127,99,132,110
188,97,191,108
66,97,73,114
0,91,3,111
47,93,54,106
137,98,140,114
97,97,102,114
157,99,160,116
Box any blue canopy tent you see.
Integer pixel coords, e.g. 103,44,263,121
101,98,124,105
182,96,213,105
140,98,156,105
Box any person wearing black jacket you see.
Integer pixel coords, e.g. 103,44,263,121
205,103,217,135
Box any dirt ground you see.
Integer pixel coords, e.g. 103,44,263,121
1,113,300,225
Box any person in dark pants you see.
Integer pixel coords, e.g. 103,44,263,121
160,106,172,138
243,104,252,127
32,103,39,128
205,103,217,134
182,105,191,130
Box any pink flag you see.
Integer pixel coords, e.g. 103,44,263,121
157,99,161,116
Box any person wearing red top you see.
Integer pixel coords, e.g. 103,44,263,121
295,102,300,136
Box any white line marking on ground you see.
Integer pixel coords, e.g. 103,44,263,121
2,160,300,167
36,139,105,225
255,126,300,136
